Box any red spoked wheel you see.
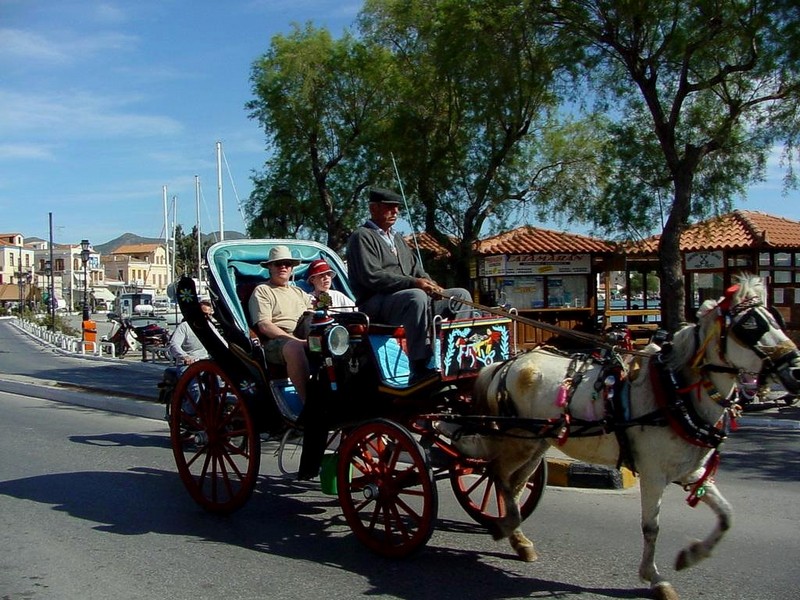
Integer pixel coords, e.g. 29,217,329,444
449,458,546,527
169,360,260,514
337,419,438,558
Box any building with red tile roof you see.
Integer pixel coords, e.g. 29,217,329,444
476,225,614,255
625,210,800,254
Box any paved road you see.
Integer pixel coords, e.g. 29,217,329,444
0,318,166,405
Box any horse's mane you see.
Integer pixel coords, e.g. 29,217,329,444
664,273,765,370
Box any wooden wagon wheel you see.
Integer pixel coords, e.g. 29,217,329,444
169,360,260,514
337,419,438,558
449,458,546,527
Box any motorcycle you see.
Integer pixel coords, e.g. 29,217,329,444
103,317,170,358
133,321,170,348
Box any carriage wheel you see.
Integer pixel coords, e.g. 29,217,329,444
449,458,546,527
169,360,260,514
337,419,438,558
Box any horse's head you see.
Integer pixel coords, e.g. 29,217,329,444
697,275,800,394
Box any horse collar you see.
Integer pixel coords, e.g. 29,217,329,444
651,355,728,449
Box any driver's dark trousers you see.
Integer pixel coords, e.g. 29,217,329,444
359,287,472,367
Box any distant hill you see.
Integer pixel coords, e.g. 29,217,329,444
96,231,246,254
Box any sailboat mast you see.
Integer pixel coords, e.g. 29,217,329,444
217,141,224,241
172,196,177,282
163,185,170,291
195,175,202,289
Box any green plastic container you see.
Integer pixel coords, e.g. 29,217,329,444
320,453,339,495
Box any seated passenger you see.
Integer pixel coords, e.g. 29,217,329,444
346,187,472,384
168,297,213,367
306,258,356,312
248,245,314,403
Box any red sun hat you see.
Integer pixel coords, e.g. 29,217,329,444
306,258,336,280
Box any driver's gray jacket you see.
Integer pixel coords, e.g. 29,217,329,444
346,222,429,306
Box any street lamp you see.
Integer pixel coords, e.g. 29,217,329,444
80,239,91,321
44,259,54,330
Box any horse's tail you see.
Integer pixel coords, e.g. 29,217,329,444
472,361,504,416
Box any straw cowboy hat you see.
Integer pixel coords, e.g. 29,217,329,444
260,245,301,267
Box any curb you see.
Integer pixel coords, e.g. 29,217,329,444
546,457,637,489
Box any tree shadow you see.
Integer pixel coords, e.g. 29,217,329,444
69,432,172,449
721,428,800,483
0,468,649,600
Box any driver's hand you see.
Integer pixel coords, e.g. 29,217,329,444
415,278,443,297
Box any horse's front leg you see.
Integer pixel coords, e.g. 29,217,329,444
675,479,733,571
638,473,680,600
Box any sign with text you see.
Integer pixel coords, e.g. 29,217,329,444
685,251,723,271
506,253,590,275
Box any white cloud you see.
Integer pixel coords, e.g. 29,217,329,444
93,2,129,25
0,27,137,66
0,143,56,160
0,29,69,64
0,89,184,138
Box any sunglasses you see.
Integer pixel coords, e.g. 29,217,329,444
271,261,295,268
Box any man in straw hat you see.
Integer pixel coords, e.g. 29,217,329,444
347,187,471,384
249,245,314,403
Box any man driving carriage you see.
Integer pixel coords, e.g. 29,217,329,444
346,187,472,384
248,245,315,404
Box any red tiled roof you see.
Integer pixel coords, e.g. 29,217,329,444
111,243,163,254
627,210,800,254
404,232,455,258
476,225,614,255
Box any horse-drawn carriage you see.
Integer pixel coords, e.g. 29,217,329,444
168,238,800,599
167,238,546,558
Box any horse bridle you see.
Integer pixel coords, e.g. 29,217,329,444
712,293,800,384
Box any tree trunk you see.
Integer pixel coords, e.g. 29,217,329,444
659,175,693,331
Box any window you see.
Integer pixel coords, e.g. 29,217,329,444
689,272,724,311
727,253,752,268
494,275,589,309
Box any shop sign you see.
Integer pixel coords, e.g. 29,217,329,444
506,253,590,275
480,255,506,276
685,251,723,270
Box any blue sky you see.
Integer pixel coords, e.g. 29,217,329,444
1,0,798,248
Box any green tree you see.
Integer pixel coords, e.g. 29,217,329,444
246,24,396,251
539,0,800,329
171,225,212,278
359,0,578,283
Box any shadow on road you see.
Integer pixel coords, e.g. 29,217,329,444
0,465,648,600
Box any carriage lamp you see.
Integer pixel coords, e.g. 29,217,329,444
80,239,91,321
326,325,350,357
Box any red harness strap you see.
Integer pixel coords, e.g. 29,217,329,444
685,450,721,507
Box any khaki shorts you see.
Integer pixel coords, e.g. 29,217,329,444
264,337,291,364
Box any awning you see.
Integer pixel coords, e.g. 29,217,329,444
91,287,116,302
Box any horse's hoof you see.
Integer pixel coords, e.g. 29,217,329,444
510,532,538,562
675,549,688,571
675,540,707,571
653,581,680,600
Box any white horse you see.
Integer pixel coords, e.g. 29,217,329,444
440,275,800,600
